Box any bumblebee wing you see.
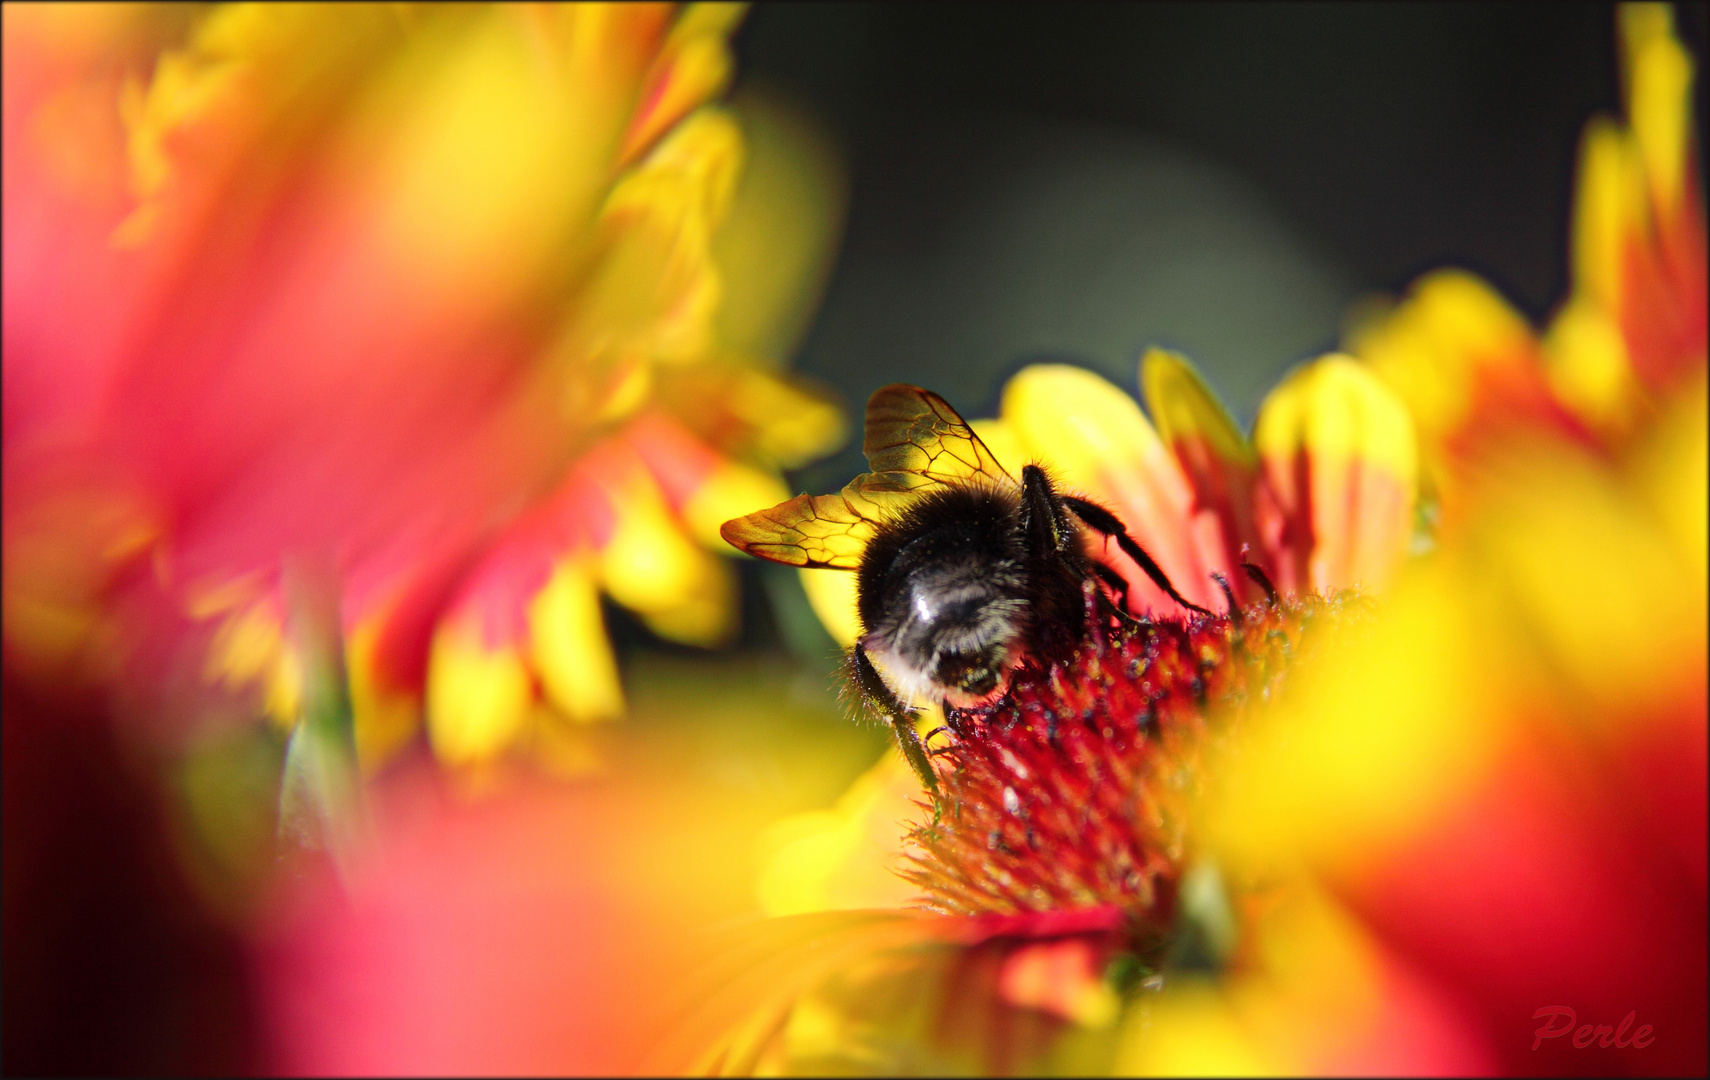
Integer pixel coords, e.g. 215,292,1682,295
719,492,880,569
855,384,1016,494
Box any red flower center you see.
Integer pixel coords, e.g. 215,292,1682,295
905,592,1361,953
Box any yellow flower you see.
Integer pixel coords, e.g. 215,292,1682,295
2,3,845,773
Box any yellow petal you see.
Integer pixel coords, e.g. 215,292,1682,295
1468,435,1706,725
600,470,737,647
996,937,1120,1029
1571,117,1650,315
798,566,862,648
528,557,625,723
1542,296,1643,433
1252,355,1417,592
968,416,1027,477
1620,1,1693,215
2,475,158,677
1631,369,1708,589
425,623,533,767
1141,348,1263,596
204,599,302,729
681,460,790,552
113,4,402,248
636,557,737,647
1117,979,1278,1076
618,3,743,165
1141,347,1256,470
754,751,924,916
1118,882,1435,1075
1345,270,1537,454
554,106,745,420
655,365,848,470
712,87,847,364
1204,562,1501,874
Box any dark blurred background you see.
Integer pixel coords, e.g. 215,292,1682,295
736,1,1708,472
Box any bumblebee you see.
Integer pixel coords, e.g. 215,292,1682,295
721,384,1208,792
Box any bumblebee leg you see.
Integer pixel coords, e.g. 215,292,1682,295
1210,571,1243,626
1241,557,1280,606
852,644,939,795
1061,495,1214,617
1091,562,1144,625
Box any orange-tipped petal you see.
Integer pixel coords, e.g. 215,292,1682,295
1001,364,1221,615
996,937,1119,1028
655,363,848,469
1140,348,1264,602
1347,271,1585,495
1546,5,1705,433
620,410,789,550
1252,355,1417,594
347,610,423,773
1621,3,1692,223
618,4,743,166
554,105,745,422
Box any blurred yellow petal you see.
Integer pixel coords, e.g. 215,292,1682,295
1573,118,1651,319
966,416,1025,475
600,470,736,647
681,459,790,551
1346,270,1539,459
1119,881,1484,1075
713,87,847,364
655,364,848,469
598,106,743,354
1631,369,1708,585
204,599,302,728
528,557,624,724
1467,436,1707,725
425,624,533,768
619,3,743,165
1542,295,1644,433
1555,4,1704,402
1205,563,1499,874
1119,979,1277,1076
996,938,1120,1029
1252,355,1416,593
1621,2,1692,216
798,566,862,649
755,751,924,916
555,105,744,421
113,3,403,249
1,472,158,678
351,5,665,306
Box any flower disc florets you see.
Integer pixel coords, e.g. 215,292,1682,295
906,593,1357,936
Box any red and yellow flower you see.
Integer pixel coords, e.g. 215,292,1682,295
2,3,844,772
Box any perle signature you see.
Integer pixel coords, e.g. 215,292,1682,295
1533,1007,1655,1050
